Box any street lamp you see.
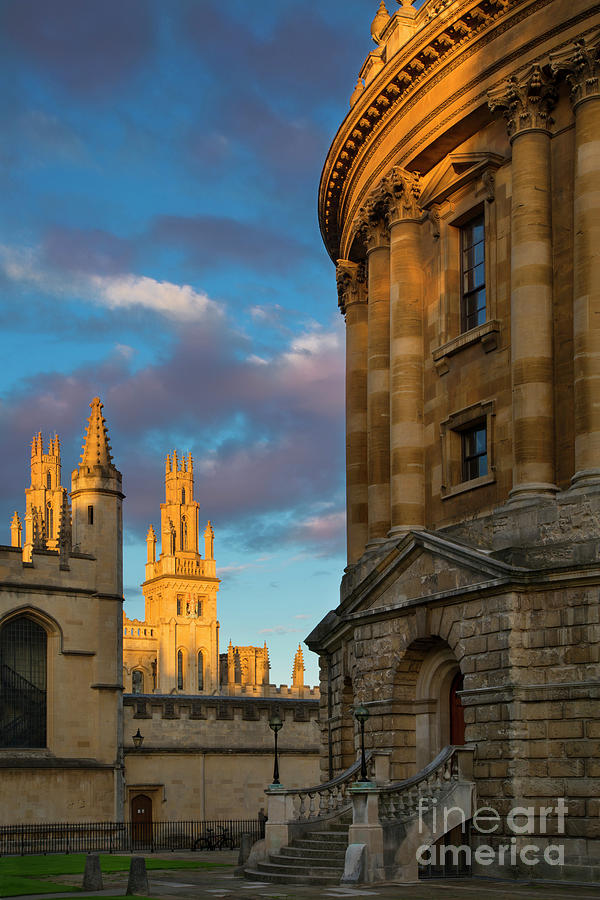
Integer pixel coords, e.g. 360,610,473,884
132,728,144,750
268,711,283,785
354,704,370,782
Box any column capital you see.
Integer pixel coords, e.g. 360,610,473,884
488,64,557,140
336,259,366,315
383,167,422,226
550,30,600,110
354,193,390,252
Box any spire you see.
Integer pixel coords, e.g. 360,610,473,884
187,452,193,474
80,397,114,470
292,643,305,688
10,511,22,549
204,520,214,560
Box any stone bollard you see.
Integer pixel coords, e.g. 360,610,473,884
82,853,103,890
126,856,149,895
238,832,253,866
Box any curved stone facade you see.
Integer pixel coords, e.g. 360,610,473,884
310,0,600,882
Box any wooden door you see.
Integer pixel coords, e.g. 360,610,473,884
131,794,153,847
449,671,465,745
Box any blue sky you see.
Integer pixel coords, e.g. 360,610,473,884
0,0,383,686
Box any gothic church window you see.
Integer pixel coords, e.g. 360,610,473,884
132,670,144,693
46,471,51,490
181,516,187,551
181,488,185,504
46,502,53,540
197,651,203,691
0,616,47,748
177,650,184,690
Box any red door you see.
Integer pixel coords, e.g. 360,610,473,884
131,794,153,847
449,672,465,745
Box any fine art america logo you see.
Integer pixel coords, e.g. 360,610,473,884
416,798,568,868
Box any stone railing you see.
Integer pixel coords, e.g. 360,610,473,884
266,751,382,824
373,745,474,823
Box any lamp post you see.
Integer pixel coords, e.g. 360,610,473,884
132,728,144,750
354,704,370,782
269,711,283,785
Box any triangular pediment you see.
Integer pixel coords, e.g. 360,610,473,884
343,530,516,616
419,151,505,210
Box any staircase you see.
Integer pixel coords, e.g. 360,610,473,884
245,820,350,885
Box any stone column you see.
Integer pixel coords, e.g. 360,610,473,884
356,199,391,545
489,65,558,502
551,37,600,488
337,260,368,565
386,168,425,534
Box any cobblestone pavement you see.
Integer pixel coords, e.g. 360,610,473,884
5,852,600,900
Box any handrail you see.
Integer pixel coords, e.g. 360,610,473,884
265,750,373,797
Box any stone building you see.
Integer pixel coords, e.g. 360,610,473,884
0,398,124,822
0,400,320,826
303,0,600,883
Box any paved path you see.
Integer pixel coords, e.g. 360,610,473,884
4,852,600,900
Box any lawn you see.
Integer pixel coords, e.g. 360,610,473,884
0,854,232,897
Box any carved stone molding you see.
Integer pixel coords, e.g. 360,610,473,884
487,64,557,138
549,30,600,109
336,259,367,315
353,191,391,252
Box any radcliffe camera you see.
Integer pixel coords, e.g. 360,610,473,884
0,0,599,897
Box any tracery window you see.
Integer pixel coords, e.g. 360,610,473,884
0,617,47,747
46,471,52,490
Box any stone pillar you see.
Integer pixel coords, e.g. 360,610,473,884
489,66,558,502
337,260,368,564
551,37,600,488
356,199,391,545
386,168,425,534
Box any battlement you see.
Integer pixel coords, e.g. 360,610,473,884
0,543,96,590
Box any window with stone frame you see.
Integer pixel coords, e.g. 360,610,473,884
0,616,47,748
440,401,495,498
460,213,486,332
177,650,184,690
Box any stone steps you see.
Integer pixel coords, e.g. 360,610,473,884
245,823,349,885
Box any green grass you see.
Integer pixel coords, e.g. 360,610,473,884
0,854,232,897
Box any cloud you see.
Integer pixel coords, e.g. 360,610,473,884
1,0,155,96
0,244,222,322
42,227,133,276
258,625,301,636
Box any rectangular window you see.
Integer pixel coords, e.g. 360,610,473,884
462,423,488,481
87,505,94,525
461,214,485,332
176,596,182,616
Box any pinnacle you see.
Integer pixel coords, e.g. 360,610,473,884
80,397,114,470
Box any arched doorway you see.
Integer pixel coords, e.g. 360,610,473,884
449,671,465,745
131,794,153,847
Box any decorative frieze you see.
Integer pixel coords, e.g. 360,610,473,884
487,64,557,138
549,30,600,108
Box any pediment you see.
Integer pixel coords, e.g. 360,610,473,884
419,151,505,210
345,530,514,615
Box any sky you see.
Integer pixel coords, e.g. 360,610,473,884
0,0,389,687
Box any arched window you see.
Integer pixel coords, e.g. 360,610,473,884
0,616,47,747
177,650,184,690
181,488,186,505
46,471,51,490
197,651,203,691
46,502,53,540
180,517,187,551
170,529,176,555
132,670,144,694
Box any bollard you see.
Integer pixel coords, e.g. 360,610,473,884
82,853,103,890
126,856,149,895
238,832,253,866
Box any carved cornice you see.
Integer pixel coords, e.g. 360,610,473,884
336,259,367,315
549,29,600,108
487,63,557,138
320,0,517,255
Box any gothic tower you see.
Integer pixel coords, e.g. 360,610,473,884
71,397,124,596
23,434,68,554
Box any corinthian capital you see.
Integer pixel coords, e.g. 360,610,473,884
353,191,390,252
383,167,422,225
488,64,557,139
550,30,600,109
336,259,366,314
